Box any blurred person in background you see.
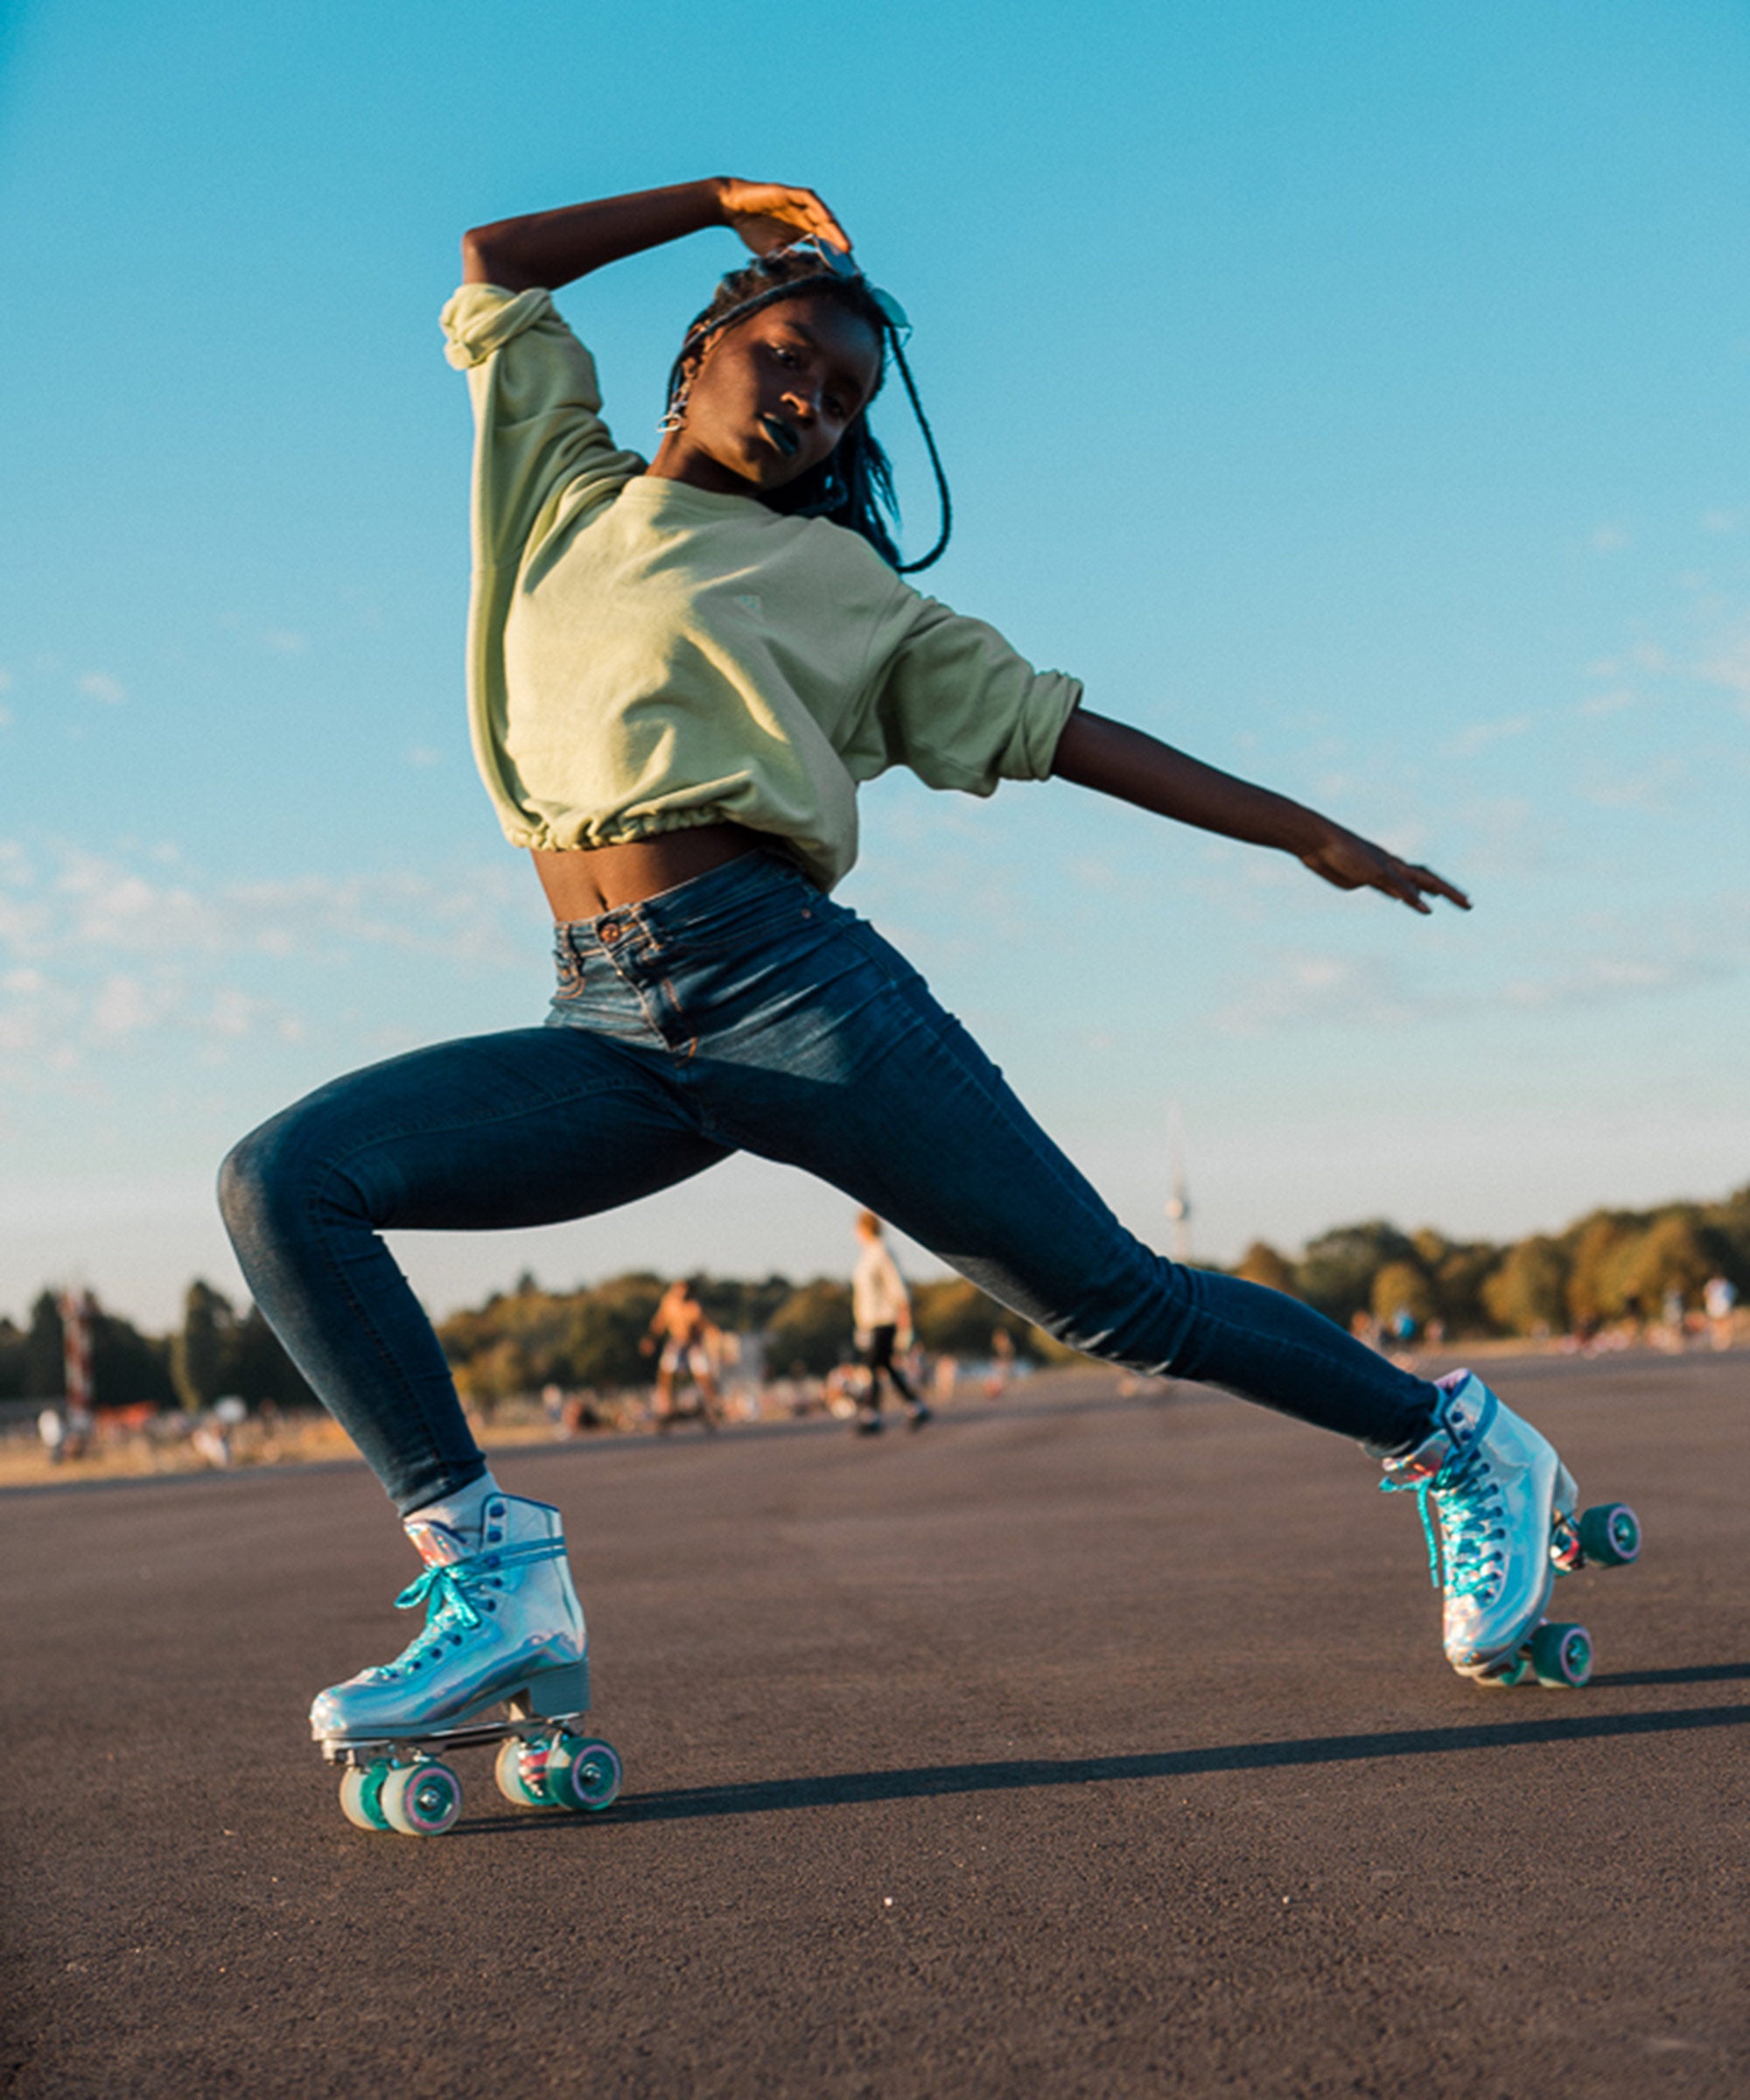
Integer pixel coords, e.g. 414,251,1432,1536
850,1211,929,1435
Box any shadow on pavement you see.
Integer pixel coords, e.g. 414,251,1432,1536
1590,1660,1750,1688
448,1694,1750,1837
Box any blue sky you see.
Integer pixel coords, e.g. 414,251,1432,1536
4,0,1747,1329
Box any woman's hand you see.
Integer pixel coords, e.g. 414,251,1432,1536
1051,709,1471,915
714,179,851,257
1298,823,1470,915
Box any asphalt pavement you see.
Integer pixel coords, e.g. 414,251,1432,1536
4,1349,1747,2098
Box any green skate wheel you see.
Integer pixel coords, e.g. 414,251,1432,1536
1480,1652,1533,1688
339,1760,393,1831
380,1759,463,1837
494,1735,554,1810
1578,1502,1642,1567
543,1734,623,1813
1529,1621,1592,1689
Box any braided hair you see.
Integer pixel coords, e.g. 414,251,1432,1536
664,248,951,574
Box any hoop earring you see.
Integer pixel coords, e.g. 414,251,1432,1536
657,408,684,434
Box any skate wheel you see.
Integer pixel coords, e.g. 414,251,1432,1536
494,1735,553,1809
339,1760,393,1831
1480,1652,1533,1688
379,1759,463,1836
1529,1621,1592,1689
543,1734,622,1813
1578,1502,1642,1567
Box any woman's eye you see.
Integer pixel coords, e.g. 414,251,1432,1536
824,396,846,417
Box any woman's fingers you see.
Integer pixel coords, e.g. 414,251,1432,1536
719,180,851,253
1373,857,1470,914
1305,835,1470,914
1408,862,1471,911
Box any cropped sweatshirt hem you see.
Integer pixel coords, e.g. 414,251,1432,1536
443,282,1083,891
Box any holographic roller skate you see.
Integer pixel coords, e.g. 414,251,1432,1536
310,1492,622,1836
1382,1370,1641,1689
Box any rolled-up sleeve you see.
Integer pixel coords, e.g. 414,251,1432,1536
858,592,1082,794
440,284,645,571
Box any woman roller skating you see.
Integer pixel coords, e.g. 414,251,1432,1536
220,178,1639,1833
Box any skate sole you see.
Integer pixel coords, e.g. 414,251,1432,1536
315,1659,591,1761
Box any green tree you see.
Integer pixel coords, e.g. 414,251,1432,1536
1429,1242,1502,1336
766,1279,854,1376
1564,1214,1640,1329
24,1292,64,1401
1617,1213,1714,1318
690,1271,794,1337
1296,1222,1417,1326
88,1302,178,1409
1480,1236,1570,1337
172,1280,236,1410
228,1306,318,1409
561,1273,667,1389
911,1277,1035,1358
1370,1259,1434,1330
1234,1242,1298,1296
0,1315,28,1401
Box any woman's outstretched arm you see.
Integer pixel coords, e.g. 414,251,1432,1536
462,178,850,291
1050,708,1470,915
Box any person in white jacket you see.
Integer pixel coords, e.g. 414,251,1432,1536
851,1211,930,1435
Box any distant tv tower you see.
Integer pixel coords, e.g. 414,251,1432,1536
1163,1102,1192,1263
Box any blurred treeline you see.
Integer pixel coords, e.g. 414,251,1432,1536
437,1269,1055,1406
0,1281,317,1412
4,1183,1746,1410
1233,1185,1750,1337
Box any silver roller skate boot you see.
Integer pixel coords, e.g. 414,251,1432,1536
310,1492,589,1745
1381,1370,1580,1684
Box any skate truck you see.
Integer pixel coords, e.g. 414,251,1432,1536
319,1662,622,1838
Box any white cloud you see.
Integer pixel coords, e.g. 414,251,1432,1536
1696,633,1750,711
1578,757,1687,811
1575,687,1634,719
1442,715,1535,759
0,838,527,1082
1589,525,1631,554
407,745,443,768
77,672,126,704
92,973,166,1038
1213,950,1427,1036
1211,896,1750,1038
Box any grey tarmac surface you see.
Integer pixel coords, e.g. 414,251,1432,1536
4,1349,1747,2099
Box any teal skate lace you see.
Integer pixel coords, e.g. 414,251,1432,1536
1380,1388,1508,1601
382,1538,566,1674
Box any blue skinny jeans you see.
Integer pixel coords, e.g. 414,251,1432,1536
220,852,1441,1515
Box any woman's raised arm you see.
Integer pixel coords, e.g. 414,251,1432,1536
462,178,850,291
1051,708,1470,915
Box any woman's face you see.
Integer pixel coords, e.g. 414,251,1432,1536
663,292,884,496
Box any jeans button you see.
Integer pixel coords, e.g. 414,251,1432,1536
599,920,621,942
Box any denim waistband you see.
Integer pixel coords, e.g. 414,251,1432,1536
550,847,822,967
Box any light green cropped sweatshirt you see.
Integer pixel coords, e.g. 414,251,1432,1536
441,283,1082,892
